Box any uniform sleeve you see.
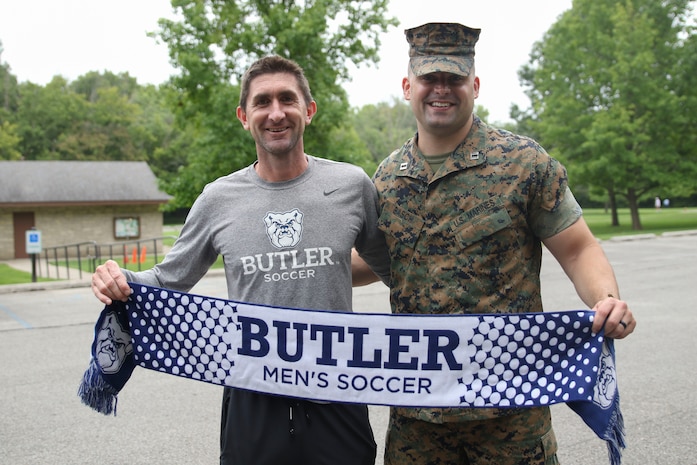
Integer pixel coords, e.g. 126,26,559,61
529,154,583,239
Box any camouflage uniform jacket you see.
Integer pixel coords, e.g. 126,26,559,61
373,116,582,423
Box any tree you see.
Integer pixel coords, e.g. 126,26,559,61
352,97,416,164
15,77,87,159
131,84,179,176
0,42,19,117
8,70,177,164
519,0,697,229
670,17,697,196
0,121,21,159
153,0,397,208
0,43,21,159
54,86,142,161
70,71,139,102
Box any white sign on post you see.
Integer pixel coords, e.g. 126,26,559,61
26,230,42,254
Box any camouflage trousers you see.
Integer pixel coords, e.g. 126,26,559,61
384,407,559,465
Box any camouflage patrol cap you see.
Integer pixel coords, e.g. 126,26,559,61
405,22,481,77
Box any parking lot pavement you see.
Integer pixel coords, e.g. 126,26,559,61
1,232,695,464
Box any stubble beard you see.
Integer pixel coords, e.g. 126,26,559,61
260,130,301,156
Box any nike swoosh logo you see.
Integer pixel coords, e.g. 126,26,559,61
324,188,340,196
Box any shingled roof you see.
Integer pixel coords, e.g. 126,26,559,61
0,161,172,206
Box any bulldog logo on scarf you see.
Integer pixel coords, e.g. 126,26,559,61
95,311,133,374
593,343,617,409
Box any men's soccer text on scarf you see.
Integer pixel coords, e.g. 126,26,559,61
79,283,625,464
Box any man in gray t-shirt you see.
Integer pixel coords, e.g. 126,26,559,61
92,55,389,465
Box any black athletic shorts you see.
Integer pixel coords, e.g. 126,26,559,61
220,388,376,465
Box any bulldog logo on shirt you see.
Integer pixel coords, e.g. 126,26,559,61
264,209,304,248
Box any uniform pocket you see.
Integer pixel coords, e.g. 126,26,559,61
453,203,512,250
377,202,425,249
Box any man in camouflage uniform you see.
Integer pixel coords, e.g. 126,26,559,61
372,22,636,465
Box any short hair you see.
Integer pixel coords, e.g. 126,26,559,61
239,55,314,109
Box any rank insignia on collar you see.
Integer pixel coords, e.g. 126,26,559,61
400,162,408,170
470,151,481,160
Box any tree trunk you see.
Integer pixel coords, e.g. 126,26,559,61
627,188,643,230
608,186,619,226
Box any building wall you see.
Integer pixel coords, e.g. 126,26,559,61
0,205,165,260
0,212,12,259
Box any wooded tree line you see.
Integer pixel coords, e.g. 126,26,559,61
519,0,697,228
1,0,695,229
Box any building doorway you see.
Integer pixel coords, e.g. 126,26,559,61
13,212,35,259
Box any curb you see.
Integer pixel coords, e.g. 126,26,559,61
0,280,91,295
0,268,226,295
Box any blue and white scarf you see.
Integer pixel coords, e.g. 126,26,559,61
79,283,625,464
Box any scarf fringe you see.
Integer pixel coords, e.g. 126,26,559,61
606,396,626,465
77,358,120,416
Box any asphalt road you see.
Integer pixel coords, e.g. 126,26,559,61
1,232,695,464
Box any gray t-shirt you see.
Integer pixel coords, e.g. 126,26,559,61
124,155,389,312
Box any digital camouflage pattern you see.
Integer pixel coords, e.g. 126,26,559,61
385,406,559,465
373,115,582,423
405,22,481,77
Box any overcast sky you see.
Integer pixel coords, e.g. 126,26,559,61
0,0,572,123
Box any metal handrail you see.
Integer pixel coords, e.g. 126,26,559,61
41,241,98,280
39,236,177,279
95,236,177,272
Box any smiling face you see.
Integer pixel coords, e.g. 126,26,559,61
403,70,479,142
237,72,317,159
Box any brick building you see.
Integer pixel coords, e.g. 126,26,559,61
0,161,171,260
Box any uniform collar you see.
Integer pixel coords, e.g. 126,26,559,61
395,116,488,182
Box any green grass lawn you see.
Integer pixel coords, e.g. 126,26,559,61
2,208,695,285
582,207,697,239
0,263,55,285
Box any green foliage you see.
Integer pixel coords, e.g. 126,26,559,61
15,78,87,159
0,44,20,119
7,72,170,163
670,25,697,193
0,87,18,119
131,84,178,175
160,82,253,209
70,71,140,102
324,122,377,173
0,59,181,174
0,121,21,159
54,86,142,161
473,104,490,124
352,97,416,164
519,0,697,230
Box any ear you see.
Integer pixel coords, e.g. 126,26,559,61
473,76,480,99
402,77,411,100
305,100,317,124
236,106,249,130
